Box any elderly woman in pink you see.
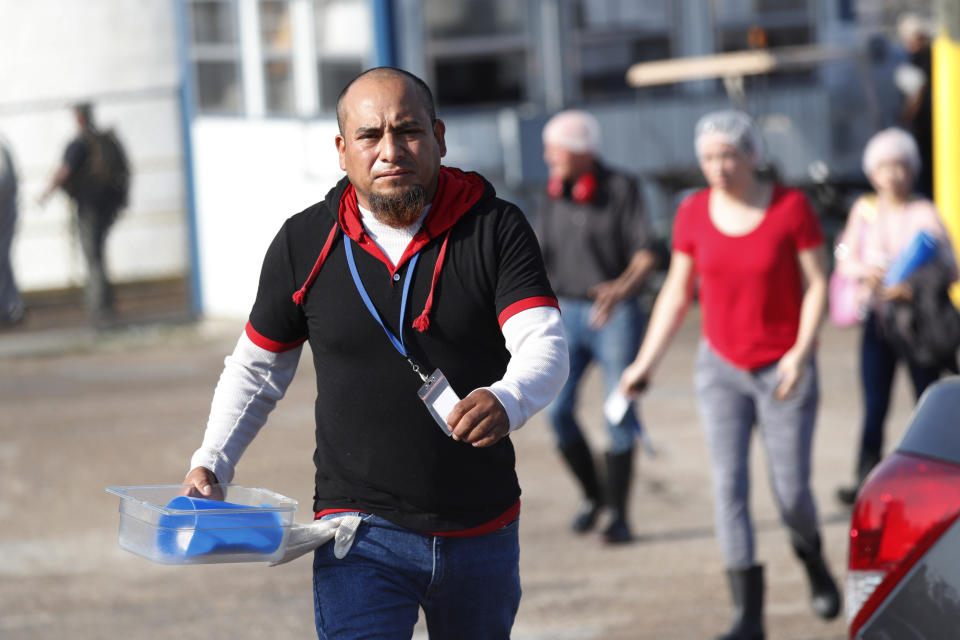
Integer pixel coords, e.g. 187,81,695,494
835,127,958,505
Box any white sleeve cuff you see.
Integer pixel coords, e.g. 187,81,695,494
487,306,568,431
188,331,302,483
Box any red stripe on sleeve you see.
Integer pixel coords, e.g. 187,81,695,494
245,321,307,353
497,296,560,328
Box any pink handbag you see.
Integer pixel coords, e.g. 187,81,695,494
828,270,860,328
828,197,875,328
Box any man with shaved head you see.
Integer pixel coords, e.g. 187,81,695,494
536,109,656,544
182,67,568,638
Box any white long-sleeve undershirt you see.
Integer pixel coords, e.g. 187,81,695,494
190,306,567,483
190,335,303,484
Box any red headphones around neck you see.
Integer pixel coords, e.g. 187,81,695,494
547,172,597,204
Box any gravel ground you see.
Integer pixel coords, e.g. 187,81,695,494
0,305,917,639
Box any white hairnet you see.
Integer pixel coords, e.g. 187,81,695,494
862,127,921,177
694,110,763,162
542,110,601,154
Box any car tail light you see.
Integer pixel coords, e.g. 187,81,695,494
847,452,960,636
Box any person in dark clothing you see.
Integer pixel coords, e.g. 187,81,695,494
536,110,657,544
0,137,24,326
181,67,569,640
39,103,129,325
895,13,934,199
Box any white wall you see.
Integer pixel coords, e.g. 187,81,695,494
191,116,344,319
0,0,188,291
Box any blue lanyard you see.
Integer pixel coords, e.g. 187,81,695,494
344,236,426,379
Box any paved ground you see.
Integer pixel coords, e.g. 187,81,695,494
0,283,920,639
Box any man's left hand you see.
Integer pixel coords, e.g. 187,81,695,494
446,389,510,448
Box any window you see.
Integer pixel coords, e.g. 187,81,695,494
423,0,529,106
755,0,807,11
425,0,524,38
715,0,813,51
184,0,373,117
260,0,295,114
188,0,243,114
572,0,672,100
714,0,815,84
315,0,369,113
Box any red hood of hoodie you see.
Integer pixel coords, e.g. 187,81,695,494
337,166,486,275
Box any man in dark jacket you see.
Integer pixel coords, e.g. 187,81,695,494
182,67,568,639
536,110,657,544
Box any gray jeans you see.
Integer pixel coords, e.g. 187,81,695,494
76,202,116,320
694,340,821,569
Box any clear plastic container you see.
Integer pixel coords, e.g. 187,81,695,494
105,484,297,565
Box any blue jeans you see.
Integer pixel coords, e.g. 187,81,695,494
546,297,644,454
312,513,521,640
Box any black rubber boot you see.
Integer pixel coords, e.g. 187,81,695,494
715,565,765,640
558,439,602,533
836,450,881,506
791,533,841,620
601,449,634,544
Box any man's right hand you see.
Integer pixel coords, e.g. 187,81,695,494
182,466,223,500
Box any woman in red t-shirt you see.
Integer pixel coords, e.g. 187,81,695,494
620,111,837,639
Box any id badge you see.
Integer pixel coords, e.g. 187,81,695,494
417,369,460,436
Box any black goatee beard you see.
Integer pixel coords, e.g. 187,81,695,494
368,184,427,228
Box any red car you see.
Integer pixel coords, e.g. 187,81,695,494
846,377,960,638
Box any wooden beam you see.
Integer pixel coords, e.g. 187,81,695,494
625,44,856,88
